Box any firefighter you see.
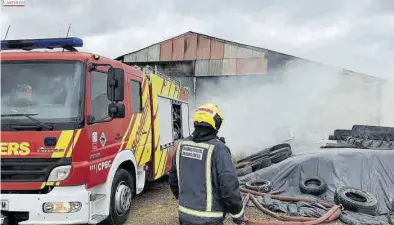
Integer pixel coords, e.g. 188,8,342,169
169,103,245,225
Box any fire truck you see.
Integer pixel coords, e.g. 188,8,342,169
0,37,190,225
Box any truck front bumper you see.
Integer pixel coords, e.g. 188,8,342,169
1,185,90,225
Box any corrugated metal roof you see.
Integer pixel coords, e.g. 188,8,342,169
210,40,224,59
196,36,211,60
147,44,160,62
113,31,380,79
184,33,198,60
172,36,185,61
224,44,238,58
160,40,172,61
236,57,267,75
222,59,237,75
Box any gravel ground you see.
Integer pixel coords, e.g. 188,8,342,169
126,180,344,225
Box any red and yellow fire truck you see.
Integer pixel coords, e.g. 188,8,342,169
0,37,191,225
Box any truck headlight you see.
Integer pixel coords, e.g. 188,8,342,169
48,165,71,182
42,202,82,213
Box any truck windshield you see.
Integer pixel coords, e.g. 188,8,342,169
1,61,83,124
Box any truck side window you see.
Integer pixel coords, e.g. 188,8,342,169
131,80,142,113
90,71,111,120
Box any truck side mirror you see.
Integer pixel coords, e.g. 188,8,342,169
108,103,125,118
107,68,124,102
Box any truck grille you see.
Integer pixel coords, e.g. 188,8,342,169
1,158,71,182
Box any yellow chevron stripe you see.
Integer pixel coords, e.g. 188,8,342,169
139,128,152,165
119,114,135,151
135,113,152,164
66,129,82,157
51,130,74,158
155,148,169,179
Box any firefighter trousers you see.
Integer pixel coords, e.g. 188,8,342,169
179,218,224,225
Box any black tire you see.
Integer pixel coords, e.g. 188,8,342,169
251,156,272,171
334,187,378,215
351,125,394,141
269,147,292,157
270,151,290,163
237,165,253,177
270,143,291,151
245,179,272,193
105,168,135,225
333,129,352,137
299,176,328,195
237,148,270,163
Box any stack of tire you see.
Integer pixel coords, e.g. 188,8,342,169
235,143,293,177
326,125,394,150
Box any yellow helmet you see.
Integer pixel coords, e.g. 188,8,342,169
193,103,224,130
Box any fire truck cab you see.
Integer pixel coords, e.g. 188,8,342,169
0,37,190,225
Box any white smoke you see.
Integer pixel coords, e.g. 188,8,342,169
192,59,386,155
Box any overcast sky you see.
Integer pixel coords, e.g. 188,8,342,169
1,0,393,78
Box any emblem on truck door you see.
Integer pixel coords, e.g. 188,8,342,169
99,132,106,147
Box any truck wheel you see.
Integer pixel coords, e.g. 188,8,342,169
106,168,134,225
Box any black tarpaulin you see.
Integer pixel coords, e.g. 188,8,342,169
239,148,394,224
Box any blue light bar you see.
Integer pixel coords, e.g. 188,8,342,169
1,37,83,51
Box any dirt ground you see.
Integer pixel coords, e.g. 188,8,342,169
126,180,344,225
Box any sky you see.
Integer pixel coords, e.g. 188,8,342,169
1,0,394,78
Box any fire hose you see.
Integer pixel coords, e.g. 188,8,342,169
239,187,343,225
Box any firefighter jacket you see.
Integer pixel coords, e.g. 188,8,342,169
169,131,244,224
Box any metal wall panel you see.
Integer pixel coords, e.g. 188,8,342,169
123,53,137,63
237,47,254,58
236,57,267,75
210,40,225,60
252,49,265,58
208,59,223,75
224,43,238,58
222,59,237,75
184,33,198,60
135,48,148,62
147,44,160,62
195,60,209,76
172,36,185,61
160,40,173,61
196,36,211,60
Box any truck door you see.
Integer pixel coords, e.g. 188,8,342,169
86,68,127,188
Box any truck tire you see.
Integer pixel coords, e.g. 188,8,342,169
299,176,328,195
334,187,378,215
105,168,135,225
